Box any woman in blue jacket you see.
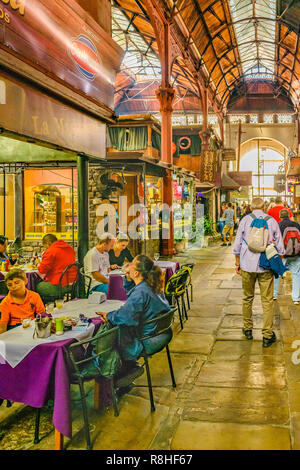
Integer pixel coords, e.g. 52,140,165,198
98,255,171,366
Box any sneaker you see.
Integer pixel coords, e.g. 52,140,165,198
262,332,276,348
220,243,227,246
294,301,300,305
273,297,277,301
242,328,253,340
228,243,232,246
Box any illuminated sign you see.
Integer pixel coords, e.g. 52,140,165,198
68,35,101,81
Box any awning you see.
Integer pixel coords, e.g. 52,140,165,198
222,174,240,190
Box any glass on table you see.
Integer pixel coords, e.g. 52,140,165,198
154,253,160,262
55,299,64,310
46,303,55,315
22,318,32,329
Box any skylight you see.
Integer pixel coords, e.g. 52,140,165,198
112,6,161,81
229,0,276,78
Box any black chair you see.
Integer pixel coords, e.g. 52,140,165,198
0,280,8,297
34,325,120,450
79,267,92,299
181,263,194,310
136,306,177,412
41,262,81,304
165,269,191,329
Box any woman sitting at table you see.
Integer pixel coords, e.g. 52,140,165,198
0,269,45,334
109,233,133,269
98,255,171,370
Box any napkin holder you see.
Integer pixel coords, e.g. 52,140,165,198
88,292,107,304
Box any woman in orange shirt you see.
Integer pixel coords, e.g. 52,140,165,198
0,269,45,334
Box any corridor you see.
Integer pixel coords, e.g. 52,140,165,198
0,243,299,450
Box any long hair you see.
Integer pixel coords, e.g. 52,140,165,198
135,255,164,293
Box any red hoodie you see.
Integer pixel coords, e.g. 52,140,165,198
38,240,76,286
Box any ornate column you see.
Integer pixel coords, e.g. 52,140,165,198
156,86,175,165
199,87,209,150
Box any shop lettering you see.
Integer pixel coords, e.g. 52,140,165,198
0,80,6,104
0,0,25,16
32,116,66,137
0,6,10,23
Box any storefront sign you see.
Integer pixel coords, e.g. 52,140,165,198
25,232,78,241
0,0,123,109
200,150,217,183
0,72,106,158
222,149,236,161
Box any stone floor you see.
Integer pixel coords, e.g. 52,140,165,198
1,243,300,450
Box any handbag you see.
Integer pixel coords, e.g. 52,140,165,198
33,314,52,339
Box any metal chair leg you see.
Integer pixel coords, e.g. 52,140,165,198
144,356,155,412
166,345,176,388
34,408,41,444
78,381,92,450
191,284,193,302
176,297,184,329
110,379,119,417
186,288,191,310
182,294,188,320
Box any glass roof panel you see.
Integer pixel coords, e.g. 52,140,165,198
229,0,276,77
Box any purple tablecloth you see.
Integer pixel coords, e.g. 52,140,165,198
164,262,180,282
0,317,102,439
0,271,42,291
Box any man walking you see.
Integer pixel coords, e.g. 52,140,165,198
267,196,293,222
221,202,235,247
233,198,284,347
273,209,300,305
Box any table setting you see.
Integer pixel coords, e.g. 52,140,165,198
0,298,125,443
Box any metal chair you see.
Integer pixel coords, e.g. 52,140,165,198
34,325,121,450
79,267,92,299
181,263,194,310
0,280,8,297
136,306,177,412
165,269,191,329
41,262,81,304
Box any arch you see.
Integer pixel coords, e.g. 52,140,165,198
240,138,288,159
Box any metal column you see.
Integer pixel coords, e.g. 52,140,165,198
77,154,89,267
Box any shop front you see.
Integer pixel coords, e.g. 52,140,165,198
0,0,123,262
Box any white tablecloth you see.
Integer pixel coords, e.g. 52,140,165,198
155,261,178,274
0,299,124,369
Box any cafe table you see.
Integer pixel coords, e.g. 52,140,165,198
0,298,124,450
154,260,180,282
0,265,42,291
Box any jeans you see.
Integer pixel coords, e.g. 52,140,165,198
274,257,300,302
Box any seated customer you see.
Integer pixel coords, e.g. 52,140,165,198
37,234,76,298
0,269,45,334
0,236,18,266
84,233,116,294
109,233,133,269
98,255,171,367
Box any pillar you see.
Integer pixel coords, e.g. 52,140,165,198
77,154,89,267
200,87,209,150
161,169,174,256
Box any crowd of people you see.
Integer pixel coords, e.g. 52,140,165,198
0,232,172,384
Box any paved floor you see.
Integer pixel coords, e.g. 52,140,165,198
1,243,300,450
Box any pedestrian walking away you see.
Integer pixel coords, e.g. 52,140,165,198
233,197,285,348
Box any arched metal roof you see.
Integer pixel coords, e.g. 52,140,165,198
112,0,300,114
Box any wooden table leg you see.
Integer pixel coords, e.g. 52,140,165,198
55,428,64,450
94,380,101,411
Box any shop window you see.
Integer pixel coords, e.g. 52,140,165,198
0,174,15,240
24,169,77,241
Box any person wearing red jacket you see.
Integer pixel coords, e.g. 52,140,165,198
36,234,76,298
267,196,293,223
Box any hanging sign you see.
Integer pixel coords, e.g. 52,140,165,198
222,149,236,161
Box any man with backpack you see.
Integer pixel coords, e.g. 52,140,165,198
233,198,284,348
273,209,300,305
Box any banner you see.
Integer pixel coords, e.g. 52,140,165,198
200,150,217,183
